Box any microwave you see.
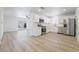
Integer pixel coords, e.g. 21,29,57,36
39,18,44,23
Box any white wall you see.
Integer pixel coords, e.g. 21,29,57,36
0,8,3,40
4,15,18,32
4,15,30,32
76,8,79,41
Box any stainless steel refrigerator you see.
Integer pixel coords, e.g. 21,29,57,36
68,18,76,36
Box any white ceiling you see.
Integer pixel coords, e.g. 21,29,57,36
3,7,32,18
3,7,76,18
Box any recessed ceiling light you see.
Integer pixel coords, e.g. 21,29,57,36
38,9,41,12
63,9,66,11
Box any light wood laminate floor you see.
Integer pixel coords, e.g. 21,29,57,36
0,30,79,52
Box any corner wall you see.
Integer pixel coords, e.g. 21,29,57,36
0,8,3,41
76,8,79,41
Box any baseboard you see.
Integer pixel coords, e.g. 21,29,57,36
4,31,17,33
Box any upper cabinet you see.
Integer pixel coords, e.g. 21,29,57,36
33,14,51,24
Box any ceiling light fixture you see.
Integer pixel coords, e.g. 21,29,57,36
38,7,44,12
63,9,66,11
38,9,41,12
40,7,44,9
